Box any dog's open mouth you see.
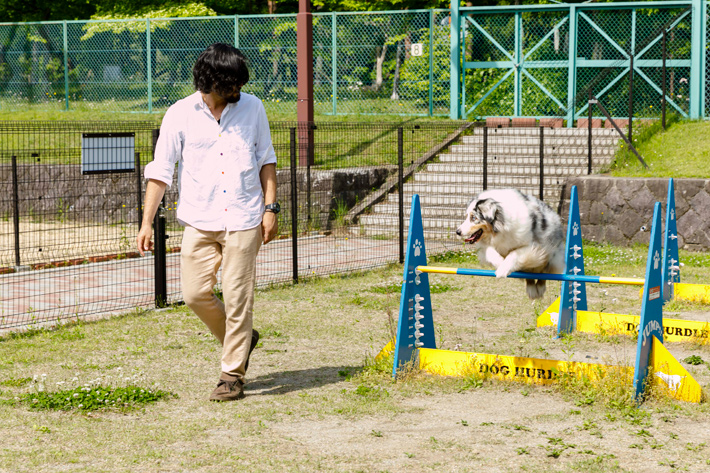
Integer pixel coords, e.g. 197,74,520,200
465,229,483,244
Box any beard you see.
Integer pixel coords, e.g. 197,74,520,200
224,91,241,104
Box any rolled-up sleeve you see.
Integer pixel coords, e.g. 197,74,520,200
144,107,183,187
255,101,277,170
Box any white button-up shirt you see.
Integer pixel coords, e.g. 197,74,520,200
144,91,277,231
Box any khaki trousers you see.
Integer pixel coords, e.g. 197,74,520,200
180,225,262,380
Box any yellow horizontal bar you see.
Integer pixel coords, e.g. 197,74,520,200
417,266,458,275
598,276,645,286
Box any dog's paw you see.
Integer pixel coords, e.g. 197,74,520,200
525,279,547,299
495,266,511,278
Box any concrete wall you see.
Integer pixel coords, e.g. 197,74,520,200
276,166,394,230
560,177,710,251
0,164,393,229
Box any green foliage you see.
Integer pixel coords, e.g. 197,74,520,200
16,384,175,412
82,3,218,40
683,355,705,366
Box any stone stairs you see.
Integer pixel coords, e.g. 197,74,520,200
356,127,621,240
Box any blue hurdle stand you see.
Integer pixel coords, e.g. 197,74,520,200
662,178,681,302
557,186,587,335
391,195,436,378
633,202,665,401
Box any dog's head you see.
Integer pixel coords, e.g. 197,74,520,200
456,197,504,245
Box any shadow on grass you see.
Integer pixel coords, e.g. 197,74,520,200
247,365,361,396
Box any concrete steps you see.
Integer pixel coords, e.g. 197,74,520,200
355,127,622,238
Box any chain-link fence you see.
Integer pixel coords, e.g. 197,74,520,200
0,119,473,331
1,4,708,119
0,10,451,117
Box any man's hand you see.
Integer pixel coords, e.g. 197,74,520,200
262,211,278,244
136,224,154,256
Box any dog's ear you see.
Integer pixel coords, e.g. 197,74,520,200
476,198,505,232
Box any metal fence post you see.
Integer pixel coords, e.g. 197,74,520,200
588,88,593,175
146,18,152,114
63,21,69,111
11,156,20,267
662,29,667,130
482,126,488,191
150,127,166,306
306,125,312,228
628,53,634,142
428,9,434,117
290,127,298,283
331,12,337,116
135,152,143,225
234,16,239,48
153,202,167,308
539,126,544,200
398,127,404,264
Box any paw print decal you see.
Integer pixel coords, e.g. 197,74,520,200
573,222,579,237
413,239,422,257
653,250,660,270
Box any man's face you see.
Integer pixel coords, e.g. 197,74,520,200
222,85,242,104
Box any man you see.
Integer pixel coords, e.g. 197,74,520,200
136,43,278,401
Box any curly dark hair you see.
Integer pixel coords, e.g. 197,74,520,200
192,43,249,97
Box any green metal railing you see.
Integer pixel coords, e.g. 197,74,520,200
1,3,710,120
451,0,706,122
0,10,451,117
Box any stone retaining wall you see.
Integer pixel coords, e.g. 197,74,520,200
276,166,394,230
0,164,393,229
560,176,710,251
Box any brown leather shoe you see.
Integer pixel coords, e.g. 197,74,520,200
245,329,260,373
209,374,244,402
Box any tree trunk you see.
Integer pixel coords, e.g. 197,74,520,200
391,42,402,101
373,44,388,91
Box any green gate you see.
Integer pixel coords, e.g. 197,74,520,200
450,0,703,124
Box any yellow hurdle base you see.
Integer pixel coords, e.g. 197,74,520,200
538,298,710,344
377,338,704,403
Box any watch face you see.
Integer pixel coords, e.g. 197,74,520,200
266,203,281,214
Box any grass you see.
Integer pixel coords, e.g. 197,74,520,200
0,103,450,124
607,116,710,178
1,244,709,472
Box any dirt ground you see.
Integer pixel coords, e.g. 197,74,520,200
1,257,709,472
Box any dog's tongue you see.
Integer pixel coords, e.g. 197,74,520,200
465,229,483,243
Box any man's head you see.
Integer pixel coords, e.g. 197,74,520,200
193,43,249,103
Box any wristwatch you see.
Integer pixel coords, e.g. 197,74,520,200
265,202,281,214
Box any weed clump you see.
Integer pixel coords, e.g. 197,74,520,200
16,384,176,412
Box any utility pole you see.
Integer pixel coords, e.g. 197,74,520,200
297,0,314,166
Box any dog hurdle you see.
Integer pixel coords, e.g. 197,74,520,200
385,194,703,403
538,178,710,342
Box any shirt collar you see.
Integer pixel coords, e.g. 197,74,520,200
194,91,236,116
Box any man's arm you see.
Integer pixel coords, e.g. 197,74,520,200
260,163,278,244
136,179,167,256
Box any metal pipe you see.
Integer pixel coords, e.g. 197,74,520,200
482,126,488,191
662,29,667,129
398,127,404,264
416,266,645,286
11,155,20,267
588,88,593,174
539,126,544,199
290,127,298,283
